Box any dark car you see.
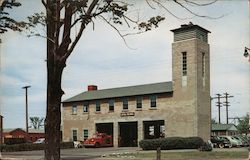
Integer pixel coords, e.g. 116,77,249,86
211,136,231,148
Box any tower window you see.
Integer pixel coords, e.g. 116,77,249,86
202,52,205,77
182,52,187,76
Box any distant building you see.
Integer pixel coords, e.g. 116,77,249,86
211,124,238,136
62,23,211,147
3,128,44,143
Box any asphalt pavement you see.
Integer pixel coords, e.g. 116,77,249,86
0,147,249,160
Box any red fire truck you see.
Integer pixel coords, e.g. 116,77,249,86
83,133,113,147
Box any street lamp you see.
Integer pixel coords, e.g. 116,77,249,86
22,85,30,140
244,47,250,61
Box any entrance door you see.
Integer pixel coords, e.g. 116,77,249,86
143,120,165,139
119,122,138,147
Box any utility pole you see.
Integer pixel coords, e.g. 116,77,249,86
223,92,234,124
22,86,31,141
214,94,223,124
0,115,3,153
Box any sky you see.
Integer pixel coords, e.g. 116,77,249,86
0,0,249,129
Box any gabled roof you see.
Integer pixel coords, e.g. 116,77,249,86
3,128,44,134
212,124,238,131
63,81,173,103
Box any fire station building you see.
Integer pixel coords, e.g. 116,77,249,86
62,23,211,147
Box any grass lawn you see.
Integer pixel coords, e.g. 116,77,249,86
108,150,249,160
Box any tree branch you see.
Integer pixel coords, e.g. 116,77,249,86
61,0,99,60
152,0,193,20
173,0,223,19
55,0,61,49
184,0,217,6
42,0,47,8
99,15,135,50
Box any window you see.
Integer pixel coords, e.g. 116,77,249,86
109,100,114,112
83,103,89,113
72,105,77,115
136,97,142,109
72,130,77,141
83,129,88,140
122,98,128,110
182,52,187,76
96,101,101,112
150,95,157,108
202,52,205,77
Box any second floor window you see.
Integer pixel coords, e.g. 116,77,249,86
96,101,101,112
150,95,157,108
83,103,89,113
72,105,77,115
136,97,142,109
109,100,114,112
123,98,128,110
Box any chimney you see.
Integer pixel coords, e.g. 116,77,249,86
88,85,98,91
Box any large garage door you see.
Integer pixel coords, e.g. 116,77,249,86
143,120,165,139
119,122,138,147
96,123,113,136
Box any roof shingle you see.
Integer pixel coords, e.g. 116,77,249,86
63,81,173,103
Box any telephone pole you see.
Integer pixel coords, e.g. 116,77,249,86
22,85,31,140
213,94,223,124
223,92,234,124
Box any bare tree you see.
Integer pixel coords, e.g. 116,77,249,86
25,0,219,159
30,117,44,129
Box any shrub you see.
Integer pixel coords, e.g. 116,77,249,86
199,142,213,152
1,142,74,152
139,137,204,150
4,138,26,145
60,142,74,149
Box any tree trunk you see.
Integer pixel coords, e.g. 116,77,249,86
44,1,65,159
44,54,65,159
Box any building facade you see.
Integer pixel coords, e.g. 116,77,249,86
62,23,211,147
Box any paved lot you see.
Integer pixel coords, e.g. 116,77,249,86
0,147,249,160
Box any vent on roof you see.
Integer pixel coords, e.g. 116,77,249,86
88,85,98,91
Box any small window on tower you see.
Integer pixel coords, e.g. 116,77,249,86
202,52,206,86
182,52,187,76
202,52,205,77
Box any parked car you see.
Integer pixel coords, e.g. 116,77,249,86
219,136,242,147
233,135,249,147
83,133,113,148
210,136,231,148
33,138,45,144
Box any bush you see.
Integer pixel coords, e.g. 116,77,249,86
139,137,204,150
60,142,74,149
199,142,213,152
4,138,26,145
1,142,74,152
